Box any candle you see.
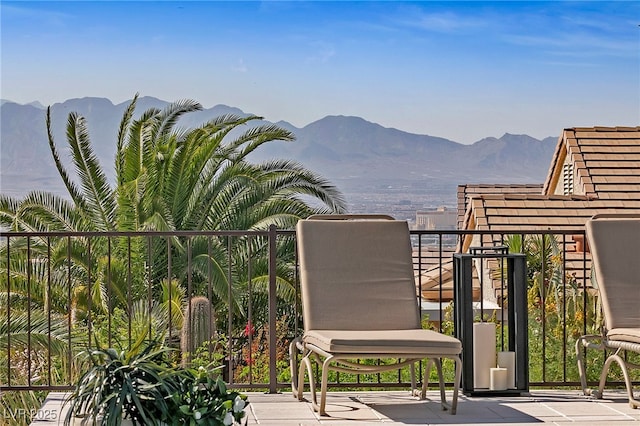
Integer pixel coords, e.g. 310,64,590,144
498,351,516,389
490,367,508,391
473,322,496,389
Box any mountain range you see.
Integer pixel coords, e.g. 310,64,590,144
0,97,557,208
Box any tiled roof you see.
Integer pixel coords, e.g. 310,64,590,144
457,192,606,303
457,184,543,230
462,193,640,246
451,127,640,304
463,126,640,237
543,126,640,199
464,194,632,229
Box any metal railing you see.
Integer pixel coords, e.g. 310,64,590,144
0,226,618,394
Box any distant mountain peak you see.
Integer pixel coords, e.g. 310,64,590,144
1,99,45,109
1,96,558,202
28,101,45,109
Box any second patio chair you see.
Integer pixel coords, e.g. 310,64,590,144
290,215,462,415
576,214,640,409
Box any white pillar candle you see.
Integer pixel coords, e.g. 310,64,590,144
490,367,508,391
497,351,516,389
473,322,496,389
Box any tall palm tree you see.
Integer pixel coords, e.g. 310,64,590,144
0,94,346,326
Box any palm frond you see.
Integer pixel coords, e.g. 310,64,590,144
116,94,139,185
2,253,72,314
188,246,243,314
247,274,297,303
229,123,296,161
46,107,88,211
154,98,202,138
120,107,160,184
0,310,70,356
159,278,186,332
255,159,347,213
16,191,89,231
163,135,204,224
187,114,257,164
188,163,255,230
116,175,148,231
0,194,29,231
66,112,116,230
141,209,175,232
191,158,345,230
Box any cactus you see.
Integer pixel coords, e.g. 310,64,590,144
181,296,215,366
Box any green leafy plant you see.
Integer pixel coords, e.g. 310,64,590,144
64,339,178,425
169,365,248,426
63,336,248,426
189,336,228,373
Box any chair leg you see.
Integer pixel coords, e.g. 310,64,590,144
298,353,316,404
411,361,429,398
299,352,331,415
421,359,434,399
575,335,604,397
410,362,417,396
450,355,462,415
289,338,301,399
575,337,590,396
421,357,458,414
599,351,640,409
434,358,447,408
318,356,333,416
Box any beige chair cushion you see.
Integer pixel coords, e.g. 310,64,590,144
304,329,462,355
297,219,421,332
586,216,640,330
607,328,640,344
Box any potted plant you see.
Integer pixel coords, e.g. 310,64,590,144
64,338,179,425
168,365,248,425
64,338,248,425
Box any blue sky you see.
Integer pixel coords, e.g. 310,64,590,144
1,1,638,143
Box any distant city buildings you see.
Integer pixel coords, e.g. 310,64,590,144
415,206,457,230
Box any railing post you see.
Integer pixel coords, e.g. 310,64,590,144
268,224,278,393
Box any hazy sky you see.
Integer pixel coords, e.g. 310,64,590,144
2,1,639,143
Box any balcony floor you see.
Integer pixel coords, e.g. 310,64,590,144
33,389,640,425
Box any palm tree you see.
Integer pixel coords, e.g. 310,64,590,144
0,94,346,329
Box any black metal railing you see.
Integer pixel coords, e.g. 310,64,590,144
0,227,618,394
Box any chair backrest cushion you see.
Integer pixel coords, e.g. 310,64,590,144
586,215,640,330
297,218,421,332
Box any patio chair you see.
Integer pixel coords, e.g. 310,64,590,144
289,214,462,415
576,214,640,409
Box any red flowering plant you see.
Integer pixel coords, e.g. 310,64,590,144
243,321,255,338
235,317,292,383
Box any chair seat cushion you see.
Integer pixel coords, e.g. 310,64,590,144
607,328,640,344
304,329,462,355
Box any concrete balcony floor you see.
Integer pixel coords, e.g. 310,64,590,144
33,389,640,425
